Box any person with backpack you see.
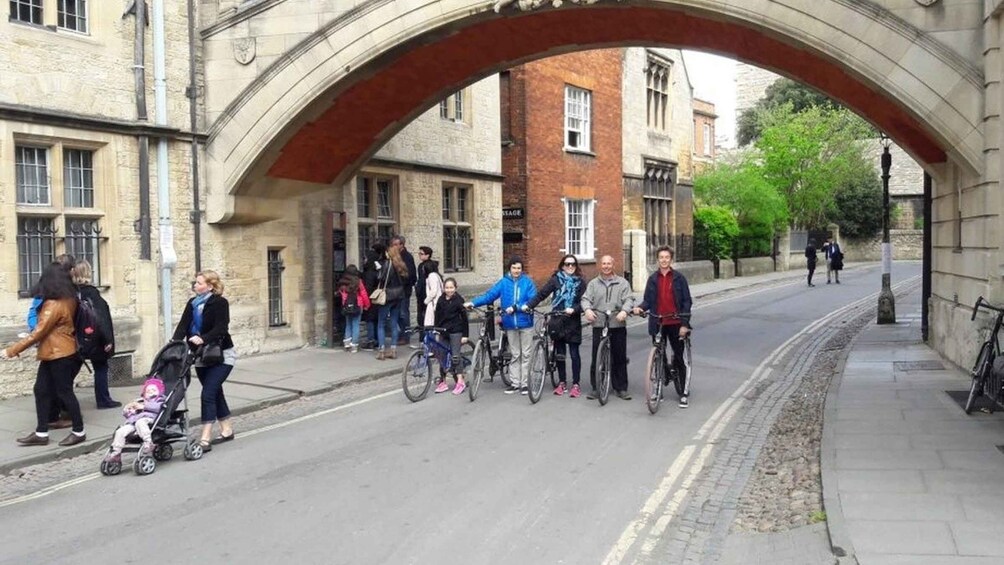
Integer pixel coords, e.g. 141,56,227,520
72,259,120,409
0,263,88,447
338,265,370,353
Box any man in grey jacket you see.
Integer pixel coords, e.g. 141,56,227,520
581,255,635,400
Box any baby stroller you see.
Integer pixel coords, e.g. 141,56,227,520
99,341,205,476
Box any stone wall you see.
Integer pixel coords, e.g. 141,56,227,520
842,230,924,262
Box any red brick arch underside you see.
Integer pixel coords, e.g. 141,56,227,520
263,5,945,188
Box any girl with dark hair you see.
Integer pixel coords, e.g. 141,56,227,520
525,254,587,397
433,278,470,395
1,263,87,447
338,265,371,352
361,244,386,350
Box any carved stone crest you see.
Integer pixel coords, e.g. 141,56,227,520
913,0,940,5
233,37,256,65
492,0,618,13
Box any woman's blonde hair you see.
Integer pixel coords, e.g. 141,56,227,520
71,260,93,285
387,246,409,277
197,270,225,295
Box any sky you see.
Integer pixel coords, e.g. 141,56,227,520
682,50,737,149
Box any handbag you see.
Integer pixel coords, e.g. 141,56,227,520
369,265,392,306
201,342,224,366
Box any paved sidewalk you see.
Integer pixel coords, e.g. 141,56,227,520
822,286,1004,564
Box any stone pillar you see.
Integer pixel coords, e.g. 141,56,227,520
777,226,792,271
624,229,647,291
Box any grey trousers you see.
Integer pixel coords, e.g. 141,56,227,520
111,418,154,452
505,327,535,388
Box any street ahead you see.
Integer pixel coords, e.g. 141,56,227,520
0,263,920,565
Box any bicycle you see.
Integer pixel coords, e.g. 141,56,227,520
964,297,1004,414
589,309,625,406
467,306,513,402
639,312,692,415
525,308,568,404
401,326,473,402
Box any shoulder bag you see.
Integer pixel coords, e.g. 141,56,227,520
370,266,391,306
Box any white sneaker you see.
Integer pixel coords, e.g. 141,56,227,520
679,396,689,408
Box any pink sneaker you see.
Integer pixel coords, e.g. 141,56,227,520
435,381,450,394
452,381,466,395
569,384,581,398
553,382,566,396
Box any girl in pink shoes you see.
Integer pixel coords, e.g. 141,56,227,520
104,378,167,464
433,278,470,395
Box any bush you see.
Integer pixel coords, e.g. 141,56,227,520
694,206,740,261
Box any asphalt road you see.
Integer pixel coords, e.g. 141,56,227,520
0,262,921,565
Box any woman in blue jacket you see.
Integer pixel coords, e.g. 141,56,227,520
465,257,537,394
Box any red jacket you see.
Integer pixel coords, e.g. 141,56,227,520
339,285,371,311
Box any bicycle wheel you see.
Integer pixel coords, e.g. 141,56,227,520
469,341,489,402
528,340,547,404
597,338,612,406
645,347,663,415
681,337,692,397
965,342,993,414
401,350,432,402
499,334,513,388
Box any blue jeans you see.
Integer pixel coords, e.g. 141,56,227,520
343,314,361,345
196,363,233,422
377,301,401,349
554,341,581,385
92,358,116,406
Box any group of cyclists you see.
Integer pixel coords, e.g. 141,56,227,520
421,245,693,407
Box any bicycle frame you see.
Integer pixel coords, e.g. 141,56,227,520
965,297,1004,413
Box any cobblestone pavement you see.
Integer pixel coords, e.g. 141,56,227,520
637,277,922,565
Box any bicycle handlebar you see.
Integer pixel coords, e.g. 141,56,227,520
636,311,692,321
972,296,1004,320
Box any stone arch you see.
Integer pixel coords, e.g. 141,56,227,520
204,0,984,223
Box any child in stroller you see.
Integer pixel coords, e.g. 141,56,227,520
100,341,205,476
104,378,166,463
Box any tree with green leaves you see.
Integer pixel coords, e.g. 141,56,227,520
693,206,740,261
693,156,789,239
827,159,883,239
737,78,839,146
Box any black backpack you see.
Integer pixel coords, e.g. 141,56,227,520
342,289,360,316
74,292,105,360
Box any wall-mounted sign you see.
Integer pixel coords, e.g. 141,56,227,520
502,208,525,220
503,231,524,243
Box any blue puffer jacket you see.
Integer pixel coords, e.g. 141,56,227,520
470,274,537,330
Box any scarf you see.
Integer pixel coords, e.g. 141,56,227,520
552,271,580,310
190,292,212,336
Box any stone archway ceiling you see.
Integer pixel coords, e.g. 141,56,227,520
265,5,947,186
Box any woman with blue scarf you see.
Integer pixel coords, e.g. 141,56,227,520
173,270,236,452
525,255,586,398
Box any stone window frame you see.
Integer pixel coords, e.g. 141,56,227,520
564,85,592,153
643,160,677,259
442,182,473,272
9,0,43,25
13,137,107,295
356,174,398,260
56,0,87,34
646,52,671,131
562,197,596,261
703,122,713,156
439,88,470,125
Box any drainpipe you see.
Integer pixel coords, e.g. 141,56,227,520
132,0,151,259
922,172,932,342
186,0,202,272
152,0,177,341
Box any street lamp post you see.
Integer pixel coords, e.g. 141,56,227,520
877,134,896,324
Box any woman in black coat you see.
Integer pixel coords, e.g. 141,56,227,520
525,254,586,397
172,270,236,452
433,278,470,395
361,244,386,350
71,260,120,409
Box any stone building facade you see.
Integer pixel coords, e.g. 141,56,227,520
500,49,625,285
620,48,701,287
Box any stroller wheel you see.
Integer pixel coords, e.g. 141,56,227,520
134,456,157,476
100,459,122,476
153,444,174,462
184,441,204,461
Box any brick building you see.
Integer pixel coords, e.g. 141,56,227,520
499,50,625,284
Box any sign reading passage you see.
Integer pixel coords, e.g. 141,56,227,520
502,208,525,220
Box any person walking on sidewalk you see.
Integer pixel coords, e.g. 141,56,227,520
582,255,634,401
72,259,121,409
338,265,370,353
524,254,586,398
390,236,417,346
173,270,236,452
465,257,537,395
805,239,818,287
374,245,409,360
1,263,87,447
433,278,470,395
822,236,843,284
632,246,693,408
